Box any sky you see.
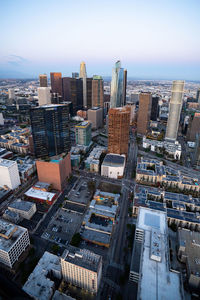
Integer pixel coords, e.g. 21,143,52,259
0,0,200,80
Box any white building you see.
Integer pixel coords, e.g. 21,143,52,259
23,251,61,300
8,88,15,99
129,207,184,300
0,219,30,268
38,87,51,106
0,113,4,126
0,158,21,190
8,199,36,220
61,248,102,294
101,153,126,179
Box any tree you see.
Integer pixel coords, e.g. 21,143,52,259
70,233,82,247
87,180,96,192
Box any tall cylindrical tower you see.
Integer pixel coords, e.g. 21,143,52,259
165,80,184,141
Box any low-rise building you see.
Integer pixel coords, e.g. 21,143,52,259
25,187,57,205
85,146,106,173
129,207,184,300
8,199,36,220
3,209,20,224
0,158,20,190
0,219,30,268
61,247,102,294
101,153,125,179
23,251,61,300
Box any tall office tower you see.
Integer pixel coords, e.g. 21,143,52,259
165,80,185,141
62,77,83,114
72,72,79,79
108,107,130,156
86,78,93,109
123,69,127,106
30,104,70,158
137,93,152,135
92,75,104,108
110,60,124,108
75,121,91,146
88,107,103,129
8,88,15,99
150,96,159,121
186,113,200,141
50,72,62,95
196,88,200,103
38,87,51,106
79,62,87,107
39,74,48,87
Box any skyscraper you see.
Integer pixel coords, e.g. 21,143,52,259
38,87,51,106
123,69,127,106
196,88,200,103
39,74,48,87
150,96,159,121
62,77,83,115
30,104,70,158
75,121,92,146
186,113,200,142
92,75,104,108
79,62,87,108
110,61,124,108
72,72,79,79
86,78,93,109
165,80,185,141
137,93,152,135
50,72,62,95
108,107,130,156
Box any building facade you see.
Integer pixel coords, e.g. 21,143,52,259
123,69,127,106
187,113,200,142
110,61,124,108
8,200,36,220
0,159,20,190
92,76,104,108
50,72,62,95
30,104,70,158
150,96,159,121
38,87,51,106
137,93,152,135
87,107,103,129
79,62,87,108
62,77,83,115
108,107,130,156
75,121,91,146
39,74,48,87
165,80,185,141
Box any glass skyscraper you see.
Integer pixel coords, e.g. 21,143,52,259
110,61,124,108
30,104,70,158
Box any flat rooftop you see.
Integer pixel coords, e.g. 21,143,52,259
0,158,16,168
136,207,183,300
62,248,101,272
9,199,35,212
0,218,27,252
102,153,125,167
25,188,56,202
81,228,111,245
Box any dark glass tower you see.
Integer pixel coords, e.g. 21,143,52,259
62,77,83,115
30,104,70,158
150,96,159,121
86,78,93,109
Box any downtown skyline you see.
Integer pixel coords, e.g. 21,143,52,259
0,0,200,80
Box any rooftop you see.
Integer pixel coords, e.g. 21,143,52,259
0,158,16,168
102,153,125,167
25,188,56,202
9,199,35,212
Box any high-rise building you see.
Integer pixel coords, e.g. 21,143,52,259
38,87,51,106
0,113,4,126
92,75,104,108
108,107,130,156
8,88,15,99
50,72,62,95
137,93,152,135
72,72,79,79
123,69,127,106
86,78,93,109
30,104,70,158
75,121,91,146
187,113,200,141
0,159,20,190
88,107,103,129
39,74,48,87
110,61,124,108
61,248,102,294
165,80,185,141
62,77,83,114
150,96,159,121
79,62,87,108
196,88,200,103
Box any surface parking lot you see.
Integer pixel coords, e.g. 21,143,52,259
42,208,83,246
67,177,92,205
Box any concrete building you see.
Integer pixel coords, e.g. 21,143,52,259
8,88,15,99
0,113,4,126
25,187,56,205
50,72,62,95
187,113,200,142
36,153,71,191
0,159,20,190
129,207,183,300
38,87,51,106
110,60,124,108
75,121,91,146
87,107,103,129
108,107,130,156
8,199,36,220
23,251,61,300
101,153,126,179
39,74,48,87
3,209,20,224
137,93,152,136
85,146,106,173
61,248,102,294
165,80,185,141
79,62,87,108
0,219,30,268
92,75,104,108
178,229,200,291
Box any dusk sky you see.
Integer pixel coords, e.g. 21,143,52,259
0,0,200,80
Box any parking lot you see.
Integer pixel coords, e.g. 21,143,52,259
67,177,92,205
42,208,83,246
19,210,44,231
